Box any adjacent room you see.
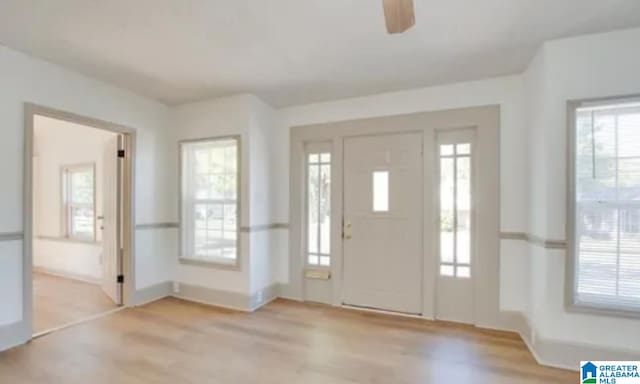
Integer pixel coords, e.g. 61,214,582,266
31,114,125,335
1,1,640,383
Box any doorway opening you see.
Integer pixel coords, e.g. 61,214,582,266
24,105,134,337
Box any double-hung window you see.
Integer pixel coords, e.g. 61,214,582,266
570,98,640,313
180,137,239,267
62,164,95,241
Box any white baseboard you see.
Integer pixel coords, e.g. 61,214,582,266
171,282,281,312
0,320,30,352
535,332,640,371
276,283,303,302
249,283,281,311
500,310,640,371
132,281,173,306
171,282,252,312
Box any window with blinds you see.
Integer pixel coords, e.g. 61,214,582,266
572,99,640,312
180,137,239,266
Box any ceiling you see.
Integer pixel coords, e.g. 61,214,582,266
1,1,640,107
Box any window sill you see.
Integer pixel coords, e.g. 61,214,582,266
566,301,640,320
179,257,240,271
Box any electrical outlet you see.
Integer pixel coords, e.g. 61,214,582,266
173,281,180,294
257,290,263,303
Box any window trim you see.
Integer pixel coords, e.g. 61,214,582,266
304,142,332,271
178,135,242,270
61,162,96,243
566,95,640,319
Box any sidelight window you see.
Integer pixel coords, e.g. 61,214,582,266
439,143,472,278
307,149,331,267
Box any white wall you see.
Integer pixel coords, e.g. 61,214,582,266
276,75,529,311
0,44,172,328
33,240,102,281
524,27,640,352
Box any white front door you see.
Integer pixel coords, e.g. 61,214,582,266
102,135,123,305
342,133,423,314
435,129,475,323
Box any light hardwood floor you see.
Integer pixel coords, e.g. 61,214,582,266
33,272,118,334
3,297,574,383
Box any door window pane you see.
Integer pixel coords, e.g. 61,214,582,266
457,266,471,278
319,164,331,254
456,157,471,265
440,144,454,156
372,171,389,212
440,158,454,263
308,164,319,254
440,265,454,277
456,143,471,155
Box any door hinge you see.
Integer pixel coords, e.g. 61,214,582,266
117,275,124,284
117,149,125,158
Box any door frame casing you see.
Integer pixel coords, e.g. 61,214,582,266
23,103,136,337
288,105,501,328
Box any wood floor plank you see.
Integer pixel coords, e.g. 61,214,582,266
1,297,576,383
33,272,118,334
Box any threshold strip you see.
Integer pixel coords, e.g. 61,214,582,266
32,306,125,339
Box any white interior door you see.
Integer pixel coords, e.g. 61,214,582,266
102,135,123,305
342,133,423,314
435,129,475,323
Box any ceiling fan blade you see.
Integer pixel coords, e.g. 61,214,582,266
382,0,415,34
